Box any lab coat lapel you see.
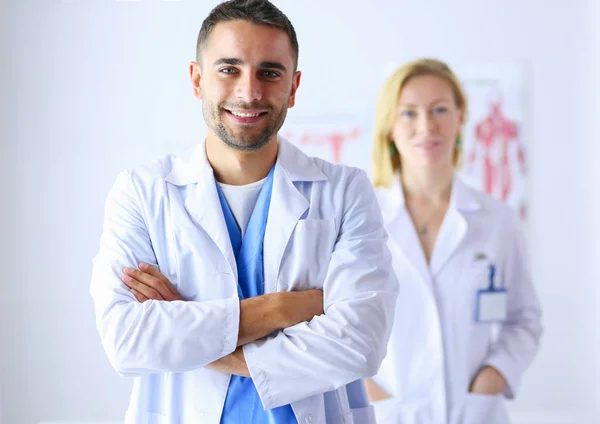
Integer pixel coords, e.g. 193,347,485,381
165,142,238,280
430,177,480,277
262,138,326,294
383,179,432,287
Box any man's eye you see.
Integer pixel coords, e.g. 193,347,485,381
220,67,237,75
262,70,280,78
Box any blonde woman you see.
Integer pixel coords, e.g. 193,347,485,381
365,59,542,424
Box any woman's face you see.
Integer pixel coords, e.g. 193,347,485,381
390,74,464,169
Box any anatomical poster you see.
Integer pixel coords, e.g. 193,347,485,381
455,62,529,220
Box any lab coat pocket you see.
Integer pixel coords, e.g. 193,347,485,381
124,410,168,424
279,219,337,290
452,393,510,424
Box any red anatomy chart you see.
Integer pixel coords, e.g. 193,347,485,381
282,127,361,164
466,100,528,219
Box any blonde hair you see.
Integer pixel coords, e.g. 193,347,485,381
372,58,468,188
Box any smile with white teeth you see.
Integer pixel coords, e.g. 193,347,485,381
229,111,264,117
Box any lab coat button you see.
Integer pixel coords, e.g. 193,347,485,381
304,415,313,423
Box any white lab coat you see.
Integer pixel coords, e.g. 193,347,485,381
371,176,542,424
90,138,399,424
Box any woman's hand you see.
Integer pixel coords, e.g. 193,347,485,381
469,366,506,395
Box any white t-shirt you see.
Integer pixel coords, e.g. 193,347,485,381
217,177,267,237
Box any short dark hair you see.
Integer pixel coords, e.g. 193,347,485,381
196,0,299,69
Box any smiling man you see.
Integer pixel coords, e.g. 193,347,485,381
90,1,398,423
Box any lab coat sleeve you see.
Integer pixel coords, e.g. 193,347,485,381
483,210,543,398
90,171,239,376
243,169,399,409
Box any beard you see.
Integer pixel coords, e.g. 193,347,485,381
204,100,289,152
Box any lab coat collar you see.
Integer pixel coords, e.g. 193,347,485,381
386,173,481,214
381,173,482,284
429,176,481,276
164,136,327,186
163,135,326,284
164,141,208,186
449,176,482,213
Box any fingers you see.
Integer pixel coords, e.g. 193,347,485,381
130,288,149,303
138,262,179,297
122,270,165,301
122,264,183,302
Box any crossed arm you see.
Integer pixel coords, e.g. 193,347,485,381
122,262,324,377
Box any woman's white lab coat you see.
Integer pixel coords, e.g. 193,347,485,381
371,176,542,424
90,139,398,424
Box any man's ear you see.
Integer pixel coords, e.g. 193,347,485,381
189,61,203,100
287,70,301,108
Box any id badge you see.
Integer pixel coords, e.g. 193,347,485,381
476,288,508,322
475,264,508,323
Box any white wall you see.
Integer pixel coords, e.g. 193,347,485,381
1,0,17,422
594,0,600,419
2,0,598,423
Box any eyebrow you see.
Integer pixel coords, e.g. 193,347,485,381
399,98,452,107
213,58,288,72
260,61,287,72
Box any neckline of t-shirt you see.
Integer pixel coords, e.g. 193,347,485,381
217,176,268,191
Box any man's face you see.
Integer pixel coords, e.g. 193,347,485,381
192,20,300,152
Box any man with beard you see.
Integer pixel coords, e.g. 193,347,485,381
90,1,398,423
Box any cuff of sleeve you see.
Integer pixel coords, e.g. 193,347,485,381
243,339,277,409
484,354,520,399
222,297,241,357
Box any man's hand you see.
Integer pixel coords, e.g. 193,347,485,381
469,366,506,395
122,263,183,302
364,378,392,402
